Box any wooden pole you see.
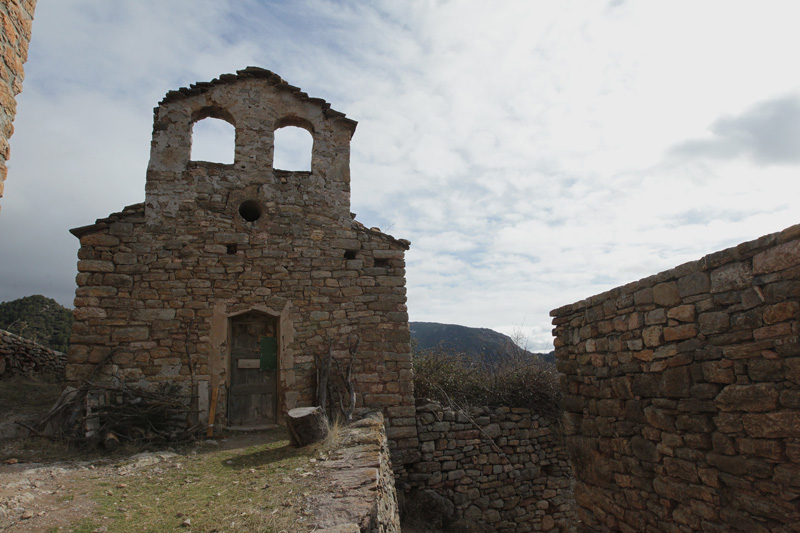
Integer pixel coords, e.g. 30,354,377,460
206,387,219,437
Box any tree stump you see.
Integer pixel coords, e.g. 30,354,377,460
104,432,120,451
286,406,329,447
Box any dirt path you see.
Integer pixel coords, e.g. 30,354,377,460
0,431,321,532
1,457,116,531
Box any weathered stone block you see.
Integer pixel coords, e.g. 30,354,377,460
698,312,729,335
742,411,800,438
81,234,121,247
666,305,695,322
77,260,114,273
661,366,691,398
710,262,752,293
753,239,800,274
653,282,680,307
642,326,662,347
663,324,697,341
715,383,779,412
763,301,798,324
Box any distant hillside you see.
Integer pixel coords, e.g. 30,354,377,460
410,322,554,364
0,295,73,352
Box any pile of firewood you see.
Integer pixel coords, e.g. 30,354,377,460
20,381,199,448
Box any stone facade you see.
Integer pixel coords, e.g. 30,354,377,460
67,69,416,454
0,328,65,379
0,0,36,208
399,401,577,532
551,224,800,532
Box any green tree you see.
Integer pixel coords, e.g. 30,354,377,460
0,295,74,352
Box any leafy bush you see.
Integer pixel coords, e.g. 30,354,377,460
412,346,562,418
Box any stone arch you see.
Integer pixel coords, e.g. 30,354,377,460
192,105,236,126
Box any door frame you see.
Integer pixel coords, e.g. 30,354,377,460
226,309,281,427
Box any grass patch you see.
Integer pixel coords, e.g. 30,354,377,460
82,428,329,532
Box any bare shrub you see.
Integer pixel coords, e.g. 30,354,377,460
412,346,562,418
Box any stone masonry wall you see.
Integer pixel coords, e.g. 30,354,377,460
0,328,65,379
400,401,577,532
551,224,800,532
67,69,416,458
0,0,36,207
309,411,400,532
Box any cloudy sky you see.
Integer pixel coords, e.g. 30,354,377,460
1,1,799,351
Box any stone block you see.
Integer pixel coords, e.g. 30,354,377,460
747,359,782,382
710,262,752,293
666,305,695,322
653,282,680,306
735,437,784,461
763,301,799,324
702,361,735,384
644,406,675,431
663,324,697,341
111,327,149,342
742,411,800,438
642,326,662,347
715,383,779,412
698,312,729,335
81,234,121,247
661,366,691,398
753,322,792,340
678,272,710,297
77,260,115,273
753,239,800,274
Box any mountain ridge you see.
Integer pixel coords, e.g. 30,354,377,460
410,321,554,364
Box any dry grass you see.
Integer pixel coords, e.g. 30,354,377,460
66,428,332,532
1,377,347,532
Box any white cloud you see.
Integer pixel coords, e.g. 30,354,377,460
2,0,800,353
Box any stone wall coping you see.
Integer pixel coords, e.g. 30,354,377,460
157,66,358,135
550,222,800,318
69,202,144,238
308,413,400,532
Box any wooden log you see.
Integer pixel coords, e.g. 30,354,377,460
286,406,328,447
104,432,120,451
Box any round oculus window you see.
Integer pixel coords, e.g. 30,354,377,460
238,200,262,222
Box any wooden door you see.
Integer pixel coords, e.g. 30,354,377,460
228,313,278,426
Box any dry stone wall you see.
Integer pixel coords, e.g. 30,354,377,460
0,329,65,379
309,411,400,532
400,401,577,532
67,69,416,456
0,0,36,206
551,224,800,532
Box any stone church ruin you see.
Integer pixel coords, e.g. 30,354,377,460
67,68,416,451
